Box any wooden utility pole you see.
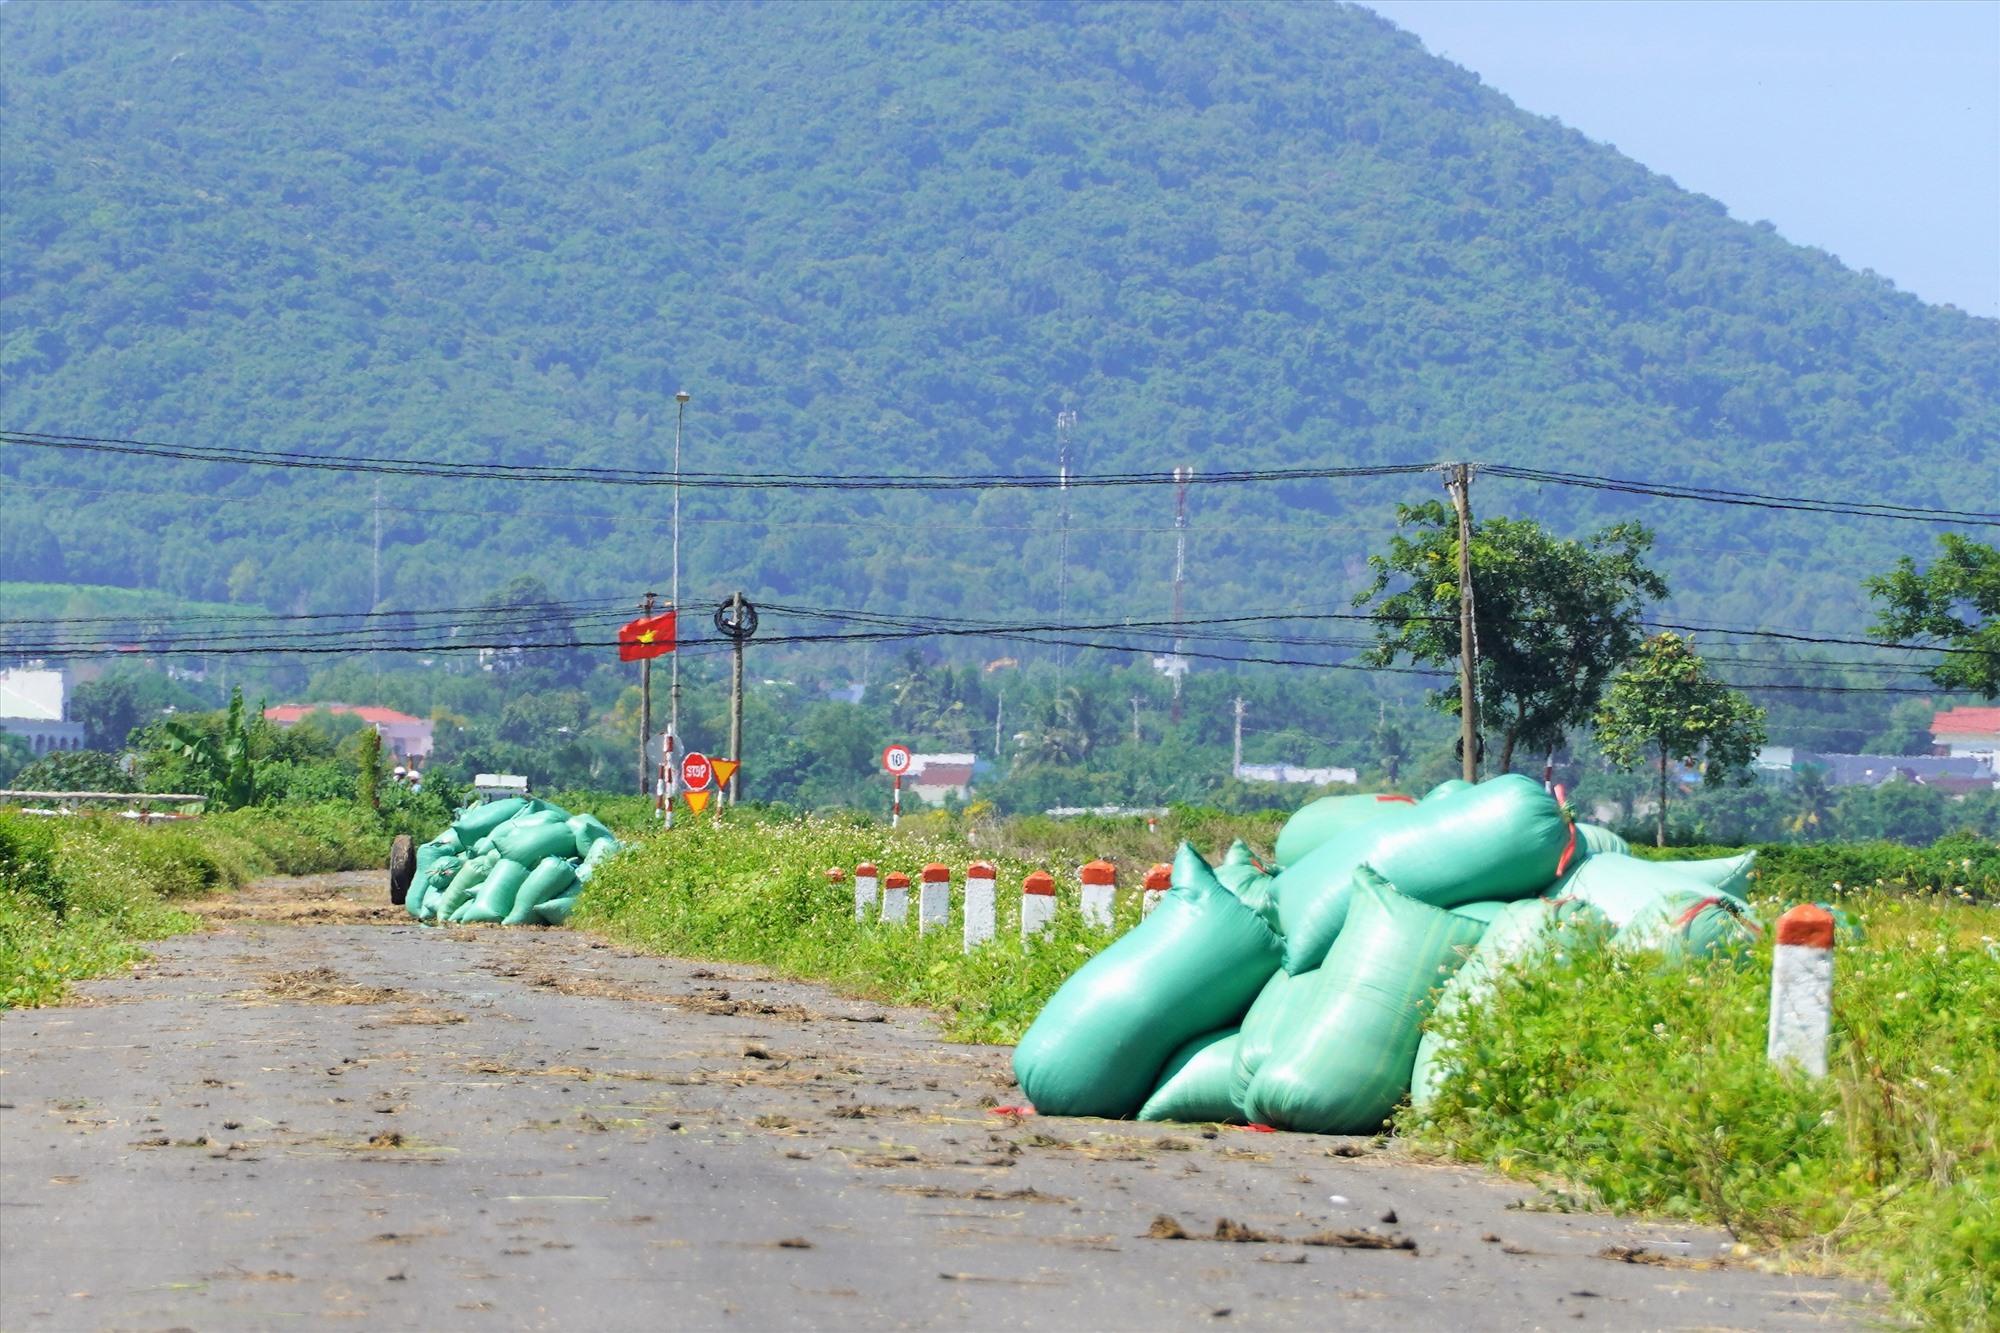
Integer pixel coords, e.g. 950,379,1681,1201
638,591,656,797
1446,463,1480,783
727,590,746,805
1232,696,1245,778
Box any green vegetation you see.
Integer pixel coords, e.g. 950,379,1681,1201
1410,893,1998,1327
1595,632,1768,845
2,3,1992,638
1869,535,2000,700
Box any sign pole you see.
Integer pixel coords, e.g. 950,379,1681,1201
892,773,901,829
638,591,656,797
729,591,745,805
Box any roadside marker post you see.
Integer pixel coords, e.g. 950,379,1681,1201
1142,863,1170,917
882,743,912,829
882,870,911,924
1021,871,1056,940
853,863,878,922
963,862,996,951
919,863,950,935
1080,860,1116,929
1768,904,1836,1078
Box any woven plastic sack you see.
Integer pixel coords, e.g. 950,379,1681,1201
1228,966,1303,1115
1012,853,1282,1118
433,850,501,920
534,892,579,925
1658,851,1756,899
494,817,579,867
1547,852,1746,927
503,857,578,925
1614,892,1759,961
1273,793,1418,868
1192,841,1279,930
1278,774,1573,974
1243,873,1485,1133
1449,899,1508,927
1575,823,1630,857
1423,778,1472,803
573,837,619,883
568,813,617,858
450,797,529,846
1138,1028,1244,1124
454,860,530,923
410,855,459,919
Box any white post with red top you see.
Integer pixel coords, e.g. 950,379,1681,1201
1768,904,1835,1078
881,870,911,924
1021,871,1056,940
1080,859,1116,929
848,865,873,922
963,861,996,951
919,863,950,935
1142,862,1170,917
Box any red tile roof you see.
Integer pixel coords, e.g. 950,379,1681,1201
1933,707,2000,737
265,703,425,727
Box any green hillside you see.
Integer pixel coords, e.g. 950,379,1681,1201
2,0,1993,644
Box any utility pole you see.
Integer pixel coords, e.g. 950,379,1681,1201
1232,696,1245,779
1055,409,1076,675
638,591,656,797
727,590,746,805
370,481,383,610
667,389,689,828
1171,465,1192,723
1445,463,1481,783
1130,695,1142,744
994,688,1004,758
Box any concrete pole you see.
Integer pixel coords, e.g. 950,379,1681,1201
1768,904,1835,1078
1021,870,1056,940
918,863,950,935
853,863,878,923
1080,859,1116,929
963,862,996,951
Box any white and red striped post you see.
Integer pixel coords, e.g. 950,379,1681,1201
881,870,911,924
1142,862,1170,917
963,861,996,951
891,773,902,829
1768,904,1835,1078
1021,870,1056,940
657,730,674,827
1080,859,1116,929
919,863,950,935
853,863,878,922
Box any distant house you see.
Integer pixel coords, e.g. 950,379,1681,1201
0,666,87,756
1932,707,2000,768
1763,744,1997,794
264,704,434,762
1234,762,1359,786
906,752,975,804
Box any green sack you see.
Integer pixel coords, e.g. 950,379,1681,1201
1273,793,1419,868
455,860,530,923
1614,892,1759,962
1012,852,1282,1119
1575,822,1630,857
1244,873,1485,1133
1279,775,1573,974
1422,778,1472,803
430,828,463,854
410,856,458,920
1138,1028,1245,1124
1271,805,1422,968
503,857,578,925
434,850,501,920
1228,966,1303,1115
493,817,580,867
573,837,619,883
450,796,529,846
1811,900,1865,944
534,891,579,925
410,843,448,917
1657,851,1756,899
1449,899,1508,926
1548,852,1748,927
568,813,617,858
1183,841,1278,931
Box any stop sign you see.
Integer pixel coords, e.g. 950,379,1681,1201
681,751,713,790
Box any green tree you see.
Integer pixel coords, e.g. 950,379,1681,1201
357,727,382,811
1594,633,1767,846
1356,502,1668,772
0,732,32,785
11,748,133,793
1867,534,2000,699
157,687,257,809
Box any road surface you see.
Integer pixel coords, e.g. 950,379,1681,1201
0,872,1864,1330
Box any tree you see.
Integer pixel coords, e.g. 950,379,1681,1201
1356,502,1668,772
1595,633,1767,846
1867,534,2000,699
157,687,257,809
11,748,133,793
69,675,143,751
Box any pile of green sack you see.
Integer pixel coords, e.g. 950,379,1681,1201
405,796,621,927
1012,774,1763,1133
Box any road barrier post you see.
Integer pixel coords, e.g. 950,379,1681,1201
919,863,950,935
853,863,878,922
1021,870,1056,940
1142,862,1170,917
882,870,911,924
1080,859,1116,929
964,862,996,951
1768,903,1835,1078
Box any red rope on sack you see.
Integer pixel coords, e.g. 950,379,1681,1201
1553,818,1579,878
1377,794,1418,805
1674,896,1722,928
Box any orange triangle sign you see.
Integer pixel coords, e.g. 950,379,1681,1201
683,788,712,814
710,758,739,789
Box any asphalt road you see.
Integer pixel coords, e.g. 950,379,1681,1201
0,871,1864,1331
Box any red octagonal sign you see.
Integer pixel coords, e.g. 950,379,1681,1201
681,751,713,790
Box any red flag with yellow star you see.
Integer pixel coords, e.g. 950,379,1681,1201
617,611,676,661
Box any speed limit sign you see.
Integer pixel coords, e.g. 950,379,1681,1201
880,743,913,776
681,751,713,790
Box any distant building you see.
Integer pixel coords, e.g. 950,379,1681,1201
0,666,86,756
1761,744,1997,794
1932,707,2000,768
264,704,434,762
1234,762,1359,786
906,752,975,804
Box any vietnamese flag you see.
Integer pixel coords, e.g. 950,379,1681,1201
618,610,677,661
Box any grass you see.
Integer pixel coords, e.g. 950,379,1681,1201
1407,892,1998,1328
0,803,394,1007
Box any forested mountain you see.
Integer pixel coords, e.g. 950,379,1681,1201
2,0,1993,648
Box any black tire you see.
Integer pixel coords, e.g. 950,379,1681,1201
388,834,416,905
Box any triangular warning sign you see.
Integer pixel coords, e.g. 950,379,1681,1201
683,788,712,814
709,758,739,789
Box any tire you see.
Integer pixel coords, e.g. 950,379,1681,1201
388,834,416,905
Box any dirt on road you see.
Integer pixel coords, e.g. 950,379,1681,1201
0,871,1865,1330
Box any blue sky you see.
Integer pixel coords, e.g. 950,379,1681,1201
1364,0,2000,318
